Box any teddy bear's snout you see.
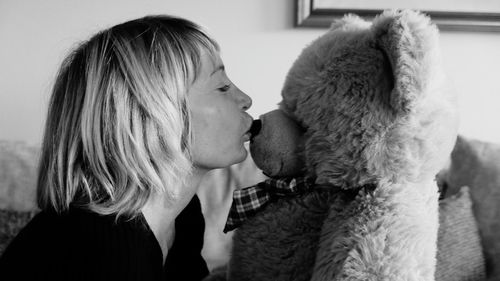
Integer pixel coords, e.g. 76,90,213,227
249,119,262,141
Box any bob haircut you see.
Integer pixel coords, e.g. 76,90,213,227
37,15,219,217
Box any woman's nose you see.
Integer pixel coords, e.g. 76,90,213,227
236,88,252,111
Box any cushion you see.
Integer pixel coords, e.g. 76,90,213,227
443,136,500,279
436,186,486,281
0,141,40,257
0,141,39,211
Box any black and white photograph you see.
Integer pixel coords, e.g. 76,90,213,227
0,0,499,280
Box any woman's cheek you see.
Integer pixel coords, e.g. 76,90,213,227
194,106,217,130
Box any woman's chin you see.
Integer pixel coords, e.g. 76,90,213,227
200,148,248,170
226,146,248,167
234,148,248,165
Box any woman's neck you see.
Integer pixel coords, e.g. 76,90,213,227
141,168,208,263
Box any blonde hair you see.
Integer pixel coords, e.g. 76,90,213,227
37,15,219,217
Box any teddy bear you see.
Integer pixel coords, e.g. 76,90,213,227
214,9,458,281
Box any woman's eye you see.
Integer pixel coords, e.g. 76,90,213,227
218,84,231,92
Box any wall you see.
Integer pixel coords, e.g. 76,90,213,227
1,0,499,145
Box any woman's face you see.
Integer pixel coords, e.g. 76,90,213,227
188,51,253,171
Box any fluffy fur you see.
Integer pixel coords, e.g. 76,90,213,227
226,10,458,281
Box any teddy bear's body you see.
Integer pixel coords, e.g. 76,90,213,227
228,182,439,281
229,188,358,281
228,189,335,281
222,10,458,281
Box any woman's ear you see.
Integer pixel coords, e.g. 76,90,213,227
371,9,440,115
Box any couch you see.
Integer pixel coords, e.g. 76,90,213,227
1,136,499,280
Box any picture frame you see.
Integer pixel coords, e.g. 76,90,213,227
296,0,500,32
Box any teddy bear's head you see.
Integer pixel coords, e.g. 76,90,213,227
251,10,458,189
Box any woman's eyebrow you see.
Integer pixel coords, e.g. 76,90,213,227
210,65,225,76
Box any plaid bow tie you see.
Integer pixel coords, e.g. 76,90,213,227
223,177,314,233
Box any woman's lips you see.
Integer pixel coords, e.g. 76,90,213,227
243,132,251,142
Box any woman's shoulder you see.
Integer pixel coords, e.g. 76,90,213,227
0,210,68,279
2,207,152,244
0,208,163,280
1,210,66,254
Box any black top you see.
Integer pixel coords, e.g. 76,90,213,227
0,195,209,281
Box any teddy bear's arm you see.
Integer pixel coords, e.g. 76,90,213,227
312,182,439,281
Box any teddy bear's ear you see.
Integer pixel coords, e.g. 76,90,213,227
330,14,370,31
371,10,440,115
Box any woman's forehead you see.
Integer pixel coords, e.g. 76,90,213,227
199,49,223,76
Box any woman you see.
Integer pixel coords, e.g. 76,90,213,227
0,15,253,280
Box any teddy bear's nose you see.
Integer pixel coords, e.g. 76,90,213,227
249,119,262,141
